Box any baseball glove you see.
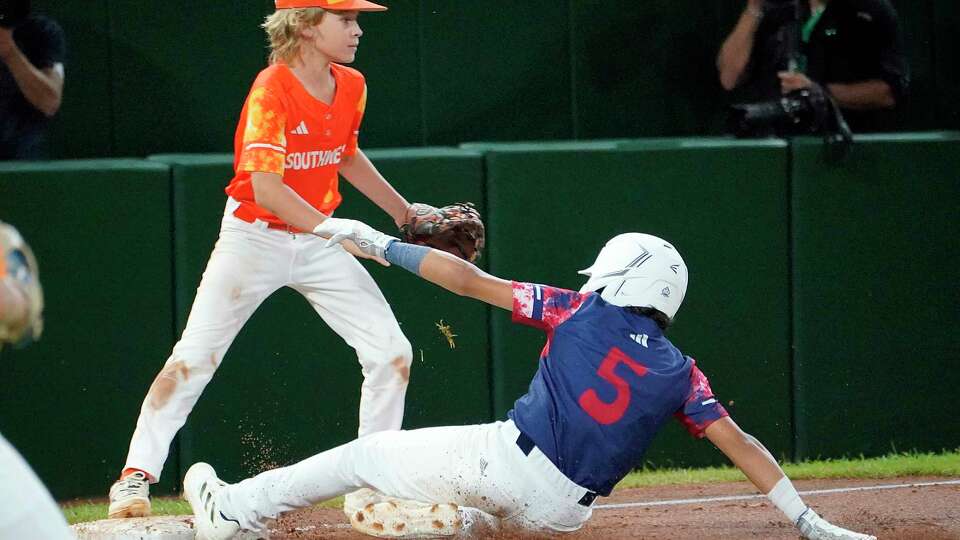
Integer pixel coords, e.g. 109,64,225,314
399,202,485,262
0,222,44,347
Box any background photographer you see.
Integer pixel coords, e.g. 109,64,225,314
717,0,909,133
0,0,65,160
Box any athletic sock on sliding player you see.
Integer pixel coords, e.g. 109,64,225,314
766,476,807,523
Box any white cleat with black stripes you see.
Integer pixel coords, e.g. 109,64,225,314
183,462,242,540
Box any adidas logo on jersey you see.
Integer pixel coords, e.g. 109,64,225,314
290,121,310,135
629,333,649,347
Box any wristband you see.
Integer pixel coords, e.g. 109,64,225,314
385,242,430,276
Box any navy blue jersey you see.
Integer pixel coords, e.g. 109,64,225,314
507,282,728,495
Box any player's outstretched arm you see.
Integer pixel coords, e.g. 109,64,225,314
704,417,786,493
414,248,513,310
249,172,387,264
705,417,876,540
339,150,411,227
313,218,513,310
251,171,330,232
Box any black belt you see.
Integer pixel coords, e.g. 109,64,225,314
515,431,599,507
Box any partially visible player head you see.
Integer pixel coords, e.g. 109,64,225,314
0,222,43,347
578,233,688,329
265,0,386,65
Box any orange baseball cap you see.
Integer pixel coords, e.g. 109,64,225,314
275,0,387,11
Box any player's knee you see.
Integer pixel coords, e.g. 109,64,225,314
385,335,413,384
361,334,412,386
144,353,219,411
168,345,224,371
391,334,413,366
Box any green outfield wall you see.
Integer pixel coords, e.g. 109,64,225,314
0,160,178,499
790,133,960,460
30,0,960,159
0,135,957,499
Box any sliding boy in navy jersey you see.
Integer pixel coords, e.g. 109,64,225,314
509,280,725,498
184,225,875,540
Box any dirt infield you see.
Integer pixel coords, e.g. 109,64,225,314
270,477,960,539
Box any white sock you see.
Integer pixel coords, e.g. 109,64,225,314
766,476,808,523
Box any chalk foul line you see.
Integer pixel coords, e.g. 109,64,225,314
595,479,960,510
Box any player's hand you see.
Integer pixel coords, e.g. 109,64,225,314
796,509,876,540
779,71,815,94
340,239,390,266
313,217,397,265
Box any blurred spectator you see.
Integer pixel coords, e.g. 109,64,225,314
717,0,909,133
0,0,65,160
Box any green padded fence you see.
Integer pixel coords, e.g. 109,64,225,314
478,139,793,467
0,160,176,499
791,132,960,460
2,132,956,500
148,148,490,485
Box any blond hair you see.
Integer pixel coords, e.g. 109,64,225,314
262,8,327,65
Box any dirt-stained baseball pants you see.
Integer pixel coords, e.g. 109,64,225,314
124,201,413,480
0,434,75,539
219,419,594,534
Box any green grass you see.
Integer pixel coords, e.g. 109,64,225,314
617,449,960,488
62,498,194,526
62,450,960,525
61,495,345,526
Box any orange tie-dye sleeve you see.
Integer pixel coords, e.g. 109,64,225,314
237,86,287,175
345,83,367,157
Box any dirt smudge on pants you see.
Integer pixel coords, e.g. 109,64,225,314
392,356,410,383
147,359,190,409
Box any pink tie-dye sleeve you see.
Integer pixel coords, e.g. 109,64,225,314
512,282,588,332
674,361,730,438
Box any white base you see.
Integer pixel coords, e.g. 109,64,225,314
70,516,266,540
71,516,195,539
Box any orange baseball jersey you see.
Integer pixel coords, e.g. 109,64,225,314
226,63,367,226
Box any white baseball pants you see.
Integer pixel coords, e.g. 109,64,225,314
124,203,412,480
219,420,594,534
0,434,75,539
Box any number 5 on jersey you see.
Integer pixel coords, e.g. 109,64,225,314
578,347,648,425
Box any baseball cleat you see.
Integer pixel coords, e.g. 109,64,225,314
183,462,241,540
107,471,151,519
344,488,462,538
796,508,876,540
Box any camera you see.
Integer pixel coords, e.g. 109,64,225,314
728,86,853,158
0,0,31,29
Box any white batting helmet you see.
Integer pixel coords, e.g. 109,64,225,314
578,233,688,319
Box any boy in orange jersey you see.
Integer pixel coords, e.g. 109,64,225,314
109,0,427,519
